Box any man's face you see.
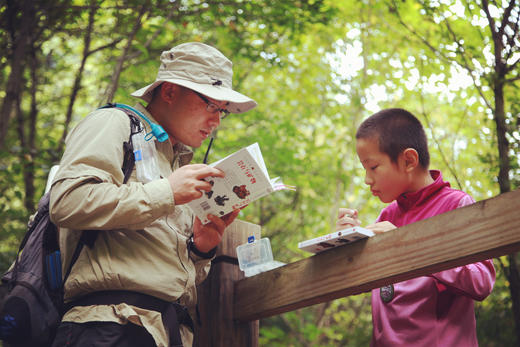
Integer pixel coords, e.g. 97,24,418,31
160,86,226,148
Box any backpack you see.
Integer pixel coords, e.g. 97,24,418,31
0,104,143,347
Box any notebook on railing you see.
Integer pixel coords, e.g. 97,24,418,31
298,227,374,253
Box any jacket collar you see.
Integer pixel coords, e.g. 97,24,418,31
134,103,194,165
396,170,450,210
174,143,194,166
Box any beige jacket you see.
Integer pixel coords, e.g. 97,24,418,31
49,104,211,346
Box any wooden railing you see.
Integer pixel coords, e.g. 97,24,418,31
195,188,520,346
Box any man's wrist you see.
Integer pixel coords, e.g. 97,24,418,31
188,236,216,259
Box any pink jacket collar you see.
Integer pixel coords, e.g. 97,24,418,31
396,170,451,210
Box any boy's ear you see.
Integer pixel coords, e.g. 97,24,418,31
402,148,419,172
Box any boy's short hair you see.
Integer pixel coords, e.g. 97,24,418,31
356,108,430,168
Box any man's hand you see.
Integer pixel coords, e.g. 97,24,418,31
336,208,361,231
192,210,239,253
365,221,396,234
168,164,224,205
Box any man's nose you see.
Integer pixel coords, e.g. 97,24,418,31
207,112,221,128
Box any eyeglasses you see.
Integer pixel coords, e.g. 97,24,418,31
193,91,230,119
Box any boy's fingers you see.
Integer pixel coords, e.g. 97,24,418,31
338,208,357,219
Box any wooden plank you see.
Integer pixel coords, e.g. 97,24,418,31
234,189,520,322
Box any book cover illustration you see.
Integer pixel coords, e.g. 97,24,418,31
298,227,375,253
188,143,293,224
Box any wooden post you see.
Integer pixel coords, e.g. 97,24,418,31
194,219,261,347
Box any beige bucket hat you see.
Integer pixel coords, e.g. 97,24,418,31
131,42,257,114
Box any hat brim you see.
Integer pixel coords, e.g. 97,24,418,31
131,79,257,114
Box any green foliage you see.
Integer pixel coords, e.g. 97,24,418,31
0,0,518,345
260,295,372,347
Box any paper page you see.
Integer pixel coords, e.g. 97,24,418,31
246,143,269,179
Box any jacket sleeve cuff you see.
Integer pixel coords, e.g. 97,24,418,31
144,178,175,216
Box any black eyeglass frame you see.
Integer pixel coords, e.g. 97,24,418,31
193,91,230,119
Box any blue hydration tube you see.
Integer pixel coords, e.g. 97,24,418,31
102,103,169,142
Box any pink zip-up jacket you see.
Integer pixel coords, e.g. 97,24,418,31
371,170,495,347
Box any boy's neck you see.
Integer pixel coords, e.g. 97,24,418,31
408,169,434,193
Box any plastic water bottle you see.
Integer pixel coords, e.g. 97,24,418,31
132,131,161,183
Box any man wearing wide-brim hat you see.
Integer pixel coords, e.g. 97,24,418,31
50,42,257,347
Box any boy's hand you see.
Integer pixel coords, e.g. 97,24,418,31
365,221,396,234
192,209,239,253
336,208,361,231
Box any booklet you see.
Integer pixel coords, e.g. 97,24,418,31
188,143,293,224
298,227,375,253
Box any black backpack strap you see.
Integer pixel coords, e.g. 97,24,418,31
121,110,142,183
99,102,142,184
62,233,86,286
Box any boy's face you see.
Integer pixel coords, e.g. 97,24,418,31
356,137,410,203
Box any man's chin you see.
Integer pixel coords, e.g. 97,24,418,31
187,140,204,149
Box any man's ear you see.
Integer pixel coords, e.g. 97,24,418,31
160,82,180,104
402,148,419,172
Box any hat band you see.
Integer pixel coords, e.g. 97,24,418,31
157,69,231,89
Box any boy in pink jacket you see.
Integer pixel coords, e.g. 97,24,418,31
337,108,495,346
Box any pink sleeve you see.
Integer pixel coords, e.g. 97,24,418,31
432,193,495,301
457,194,475,208
431,260,496,301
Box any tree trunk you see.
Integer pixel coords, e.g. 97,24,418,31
56,1,97,155
488,4,518,339
102,5,147,105
22,47,39,212
507,254,520,345
493,83,511,194
0,1,34,149
494,80,519,345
